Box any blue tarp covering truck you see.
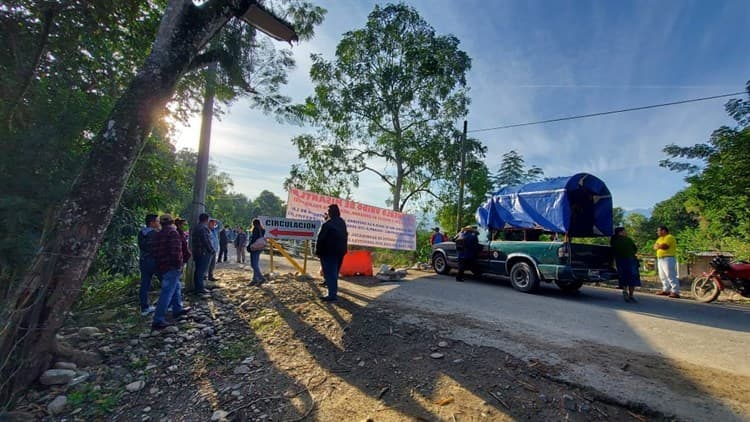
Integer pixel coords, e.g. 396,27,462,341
432,173,618,293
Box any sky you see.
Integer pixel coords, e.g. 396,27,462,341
174,0,750,214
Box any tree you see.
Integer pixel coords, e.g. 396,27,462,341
0,0,323,405
658,81,749,258
287,3,471,211
623,212,650,254
433,136,491,232
491,150,544,190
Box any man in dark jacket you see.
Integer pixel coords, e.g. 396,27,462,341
152,214,190,329
315,204,348,302
190,213,215,296
456,226,480,282
218,226,229,262
137,214,161,316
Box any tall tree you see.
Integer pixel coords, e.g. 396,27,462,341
491,150,544,190
287,2,471,211
0,0,323,405
658,81,749,258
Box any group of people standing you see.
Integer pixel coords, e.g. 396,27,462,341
138,205,349,329
138,213,272,329
137,213,193,330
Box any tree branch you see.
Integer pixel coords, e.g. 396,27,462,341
6,4,60,131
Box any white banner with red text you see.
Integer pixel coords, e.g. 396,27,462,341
285,188,417,251
258,217,321,241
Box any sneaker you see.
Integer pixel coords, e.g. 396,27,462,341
209,277,219,282
622,290,631,302
655,291,670,296
140,306,156,316
320,296,337,302
669,293,681,299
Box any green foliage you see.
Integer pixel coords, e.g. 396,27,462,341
623,212,651,254
434,137,491,232
67,385,122,417
219,338,259,361
657,81,750,260
287,3,472,211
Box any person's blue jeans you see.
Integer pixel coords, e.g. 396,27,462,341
250,250,264,282
139,258,159,310
153,269,184,324
320,254,341,299
193,253,211,293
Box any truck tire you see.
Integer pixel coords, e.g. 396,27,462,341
432,252,451,275
509,262,540,292
555,280,583,293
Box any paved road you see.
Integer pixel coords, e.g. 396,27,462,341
337,271,750,421
377,274,750,373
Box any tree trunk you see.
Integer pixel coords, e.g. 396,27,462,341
0,0,238,406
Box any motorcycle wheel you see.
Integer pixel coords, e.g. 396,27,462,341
691,276,721,303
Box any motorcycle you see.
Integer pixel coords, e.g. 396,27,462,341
691,255,750,303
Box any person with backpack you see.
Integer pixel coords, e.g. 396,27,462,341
247,219,266,285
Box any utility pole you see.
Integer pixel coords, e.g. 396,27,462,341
456,120,467,232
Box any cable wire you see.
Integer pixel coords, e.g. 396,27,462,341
468,91,746,133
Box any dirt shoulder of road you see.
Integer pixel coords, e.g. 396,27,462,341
9,257,682,422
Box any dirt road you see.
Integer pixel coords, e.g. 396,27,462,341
15,251,748,421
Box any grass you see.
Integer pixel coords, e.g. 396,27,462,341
218,338,259,361
250,309,283,334
67,385,122,417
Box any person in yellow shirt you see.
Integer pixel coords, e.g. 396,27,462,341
653,226,680,298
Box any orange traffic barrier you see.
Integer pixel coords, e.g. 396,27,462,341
339,250,373,276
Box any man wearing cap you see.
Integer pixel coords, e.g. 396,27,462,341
315,204,348,302
152,214,191,329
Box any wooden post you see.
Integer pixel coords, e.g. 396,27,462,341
303,240,309,273
269,244,274,272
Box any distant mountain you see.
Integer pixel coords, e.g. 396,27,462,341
623,208,652,219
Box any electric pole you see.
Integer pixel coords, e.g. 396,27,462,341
456,120,467,232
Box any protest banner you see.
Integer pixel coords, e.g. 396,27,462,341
286,188,417,251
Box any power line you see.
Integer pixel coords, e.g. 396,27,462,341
468,91,745,134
